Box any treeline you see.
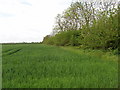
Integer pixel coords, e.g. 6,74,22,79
43,1,119,51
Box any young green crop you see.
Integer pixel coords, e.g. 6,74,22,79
2,44,118,88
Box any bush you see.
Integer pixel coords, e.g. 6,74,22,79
43,30,81,46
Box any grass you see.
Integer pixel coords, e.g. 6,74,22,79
61,46,118,61
2,44,118,88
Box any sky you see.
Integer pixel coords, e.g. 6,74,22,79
0,0,119,43
0,0,72,43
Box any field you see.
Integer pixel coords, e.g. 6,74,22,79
2,44,118,88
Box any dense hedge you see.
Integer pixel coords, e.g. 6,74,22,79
43,30,81,46
43,12,118,50
43,1,119,51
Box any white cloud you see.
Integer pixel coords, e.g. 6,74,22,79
0,0,72,43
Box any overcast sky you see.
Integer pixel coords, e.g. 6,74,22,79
0,0,119,43
0,0,73,43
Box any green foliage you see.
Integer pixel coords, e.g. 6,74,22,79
2,44,118,88
43,1,119,51
80,11,118,49
69,30,81,46
54,31,71,46
43,30,81,46
43,36,55,45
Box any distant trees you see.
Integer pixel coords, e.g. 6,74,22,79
43,1,119,51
